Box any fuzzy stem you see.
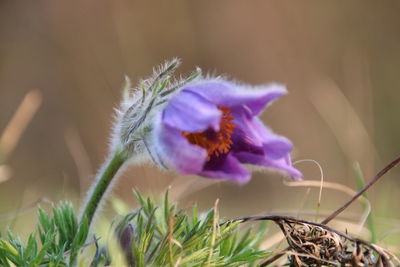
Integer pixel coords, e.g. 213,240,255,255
80,149,128,227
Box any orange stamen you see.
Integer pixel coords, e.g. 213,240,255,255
182,107,236,160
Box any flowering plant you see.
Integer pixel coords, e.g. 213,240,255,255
114,59,301,182
81,59,301,234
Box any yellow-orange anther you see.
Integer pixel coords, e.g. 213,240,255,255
182,107,236,160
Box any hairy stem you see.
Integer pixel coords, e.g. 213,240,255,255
80,149,128,228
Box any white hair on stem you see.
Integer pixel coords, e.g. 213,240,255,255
79,153,128,226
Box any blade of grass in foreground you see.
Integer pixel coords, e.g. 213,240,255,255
353,162,377,243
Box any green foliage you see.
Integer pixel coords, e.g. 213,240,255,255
103,191,269,267
0,202,87,267
353,162,377,243
0,192,269,266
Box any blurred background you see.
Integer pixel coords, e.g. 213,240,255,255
0,1,399,247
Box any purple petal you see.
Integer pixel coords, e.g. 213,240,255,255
199,154,251,183
154,124,207,174
262,138,293,159
232,113,293,159
184,81,287,116
229,112,301,178
231,133,264,155
162,90,221,132
234,151,303,179
251,119,293,159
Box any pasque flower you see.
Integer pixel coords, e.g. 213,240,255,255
79,59,302,242
151,79,302,183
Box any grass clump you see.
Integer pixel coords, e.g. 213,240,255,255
0,202,88,267
0,191,269,267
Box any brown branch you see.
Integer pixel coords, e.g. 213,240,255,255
320,156,400,224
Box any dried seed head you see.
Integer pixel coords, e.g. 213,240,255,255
275,219,397,266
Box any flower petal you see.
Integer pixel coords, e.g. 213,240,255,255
232,114,293,159
263,138,293,159
154,124,207,174
251,118,293,159
228,112,301,178
162,90,221,132
199,154,251,183
184,80,287,116
234,151,303,179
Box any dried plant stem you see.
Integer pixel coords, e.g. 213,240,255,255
223,214,398,266
0,90,42,161
223,215,377,246
80,149,128,227
251,155,400,266
321,156,400,224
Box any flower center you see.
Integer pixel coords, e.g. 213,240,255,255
182,107,236,159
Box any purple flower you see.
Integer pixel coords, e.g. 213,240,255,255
152,79,302,183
